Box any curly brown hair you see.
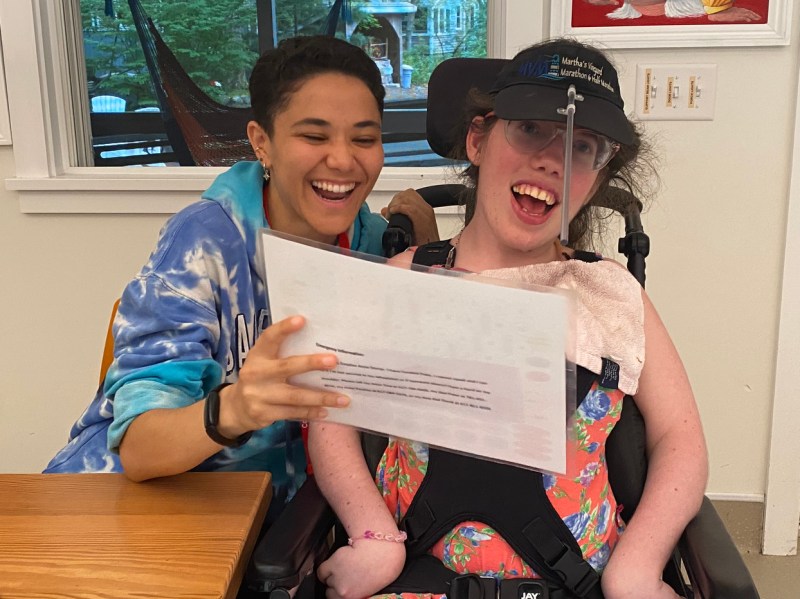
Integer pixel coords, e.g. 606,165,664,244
449,47,658,252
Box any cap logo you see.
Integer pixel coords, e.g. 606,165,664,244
518,53,617,95
517,54,563,81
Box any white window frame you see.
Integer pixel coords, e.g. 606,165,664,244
1,0,541,214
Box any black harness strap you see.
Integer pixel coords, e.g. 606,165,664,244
398,241,607,599
411,239,455,268
396,368,601,599
410,242,603,271
570,250,603,263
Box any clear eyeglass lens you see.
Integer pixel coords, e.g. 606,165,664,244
505,120,619,171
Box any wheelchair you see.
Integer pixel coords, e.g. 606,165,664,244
239,57,761,599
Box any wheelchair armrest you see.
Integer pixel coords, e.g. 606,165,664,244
678,496,760,599
245,475,336,593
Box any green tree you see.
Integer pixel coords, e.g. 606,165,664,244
82,0,260,108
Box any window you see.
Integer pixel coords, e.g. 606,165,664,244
82,0,488,169
2,1,540,212
413,6,429,34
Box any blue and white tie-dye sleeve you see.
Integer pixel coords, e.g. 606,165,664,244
105,201,242,450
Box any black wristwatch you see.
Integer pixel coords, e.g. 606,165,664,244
204,383,252,447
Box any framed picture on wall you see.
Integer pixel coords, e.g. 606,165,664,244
551,0,792,48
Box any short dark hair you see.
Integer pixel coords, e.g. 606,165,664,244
249,36,385,136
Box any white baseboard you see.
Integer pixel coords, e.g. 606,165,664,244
705,492,765,503
706,493,800,538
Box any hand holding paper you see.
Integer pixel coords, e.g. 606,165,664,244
215,314,349,439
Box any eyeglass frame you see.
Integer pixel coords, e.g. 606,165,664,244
483,113,620,172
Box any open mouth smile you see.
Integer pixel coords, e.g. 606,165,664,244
311,180,357,201
511,183,558,218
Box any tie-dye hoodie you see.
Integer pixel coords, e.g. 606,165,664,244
44,161,387,499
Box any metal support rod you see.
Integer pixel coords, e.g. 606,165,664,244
557,85,583,246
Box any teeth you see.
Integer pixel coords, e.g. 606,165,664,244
512,184,555,206
312,181,356,194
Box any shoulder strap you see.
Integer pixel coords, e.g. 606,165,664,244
411,239,455,268
414,242,601,267
570,250,602,263
397,367,602,598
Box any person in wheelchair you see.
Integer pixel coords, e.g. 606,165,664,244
43,36,437,513
310,39,708,599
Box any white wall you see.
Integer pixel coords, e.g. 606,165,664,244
0,147,167,471
1,25,798,504
612,42,799,499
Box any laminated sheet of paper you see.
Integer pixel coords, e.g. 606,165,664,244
260,230,575,474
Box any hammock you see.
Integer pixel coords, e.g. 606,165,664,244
127,0,254,166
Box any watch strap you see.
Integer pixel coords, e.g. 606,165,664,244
204,383,252,447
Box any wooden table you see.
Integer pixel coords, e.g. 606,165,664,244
0,472,272,598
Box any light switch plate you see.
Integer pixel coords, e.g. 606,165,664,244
634,64,717,121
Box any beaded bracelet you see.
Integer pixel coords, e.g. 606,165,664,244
347,530,408,546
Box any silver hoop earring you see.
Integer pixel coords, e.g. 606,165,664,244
255,146,271,183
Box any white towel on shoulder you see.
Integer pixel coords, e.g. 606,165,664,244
476,259,645,395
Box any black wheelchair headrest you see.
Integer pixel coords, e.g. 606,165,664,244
425,57,508,159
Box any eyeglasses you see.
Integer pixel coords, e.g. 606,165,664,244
504,119,620,172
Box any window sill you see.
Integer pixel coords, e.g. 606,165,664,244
6,166,455,214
